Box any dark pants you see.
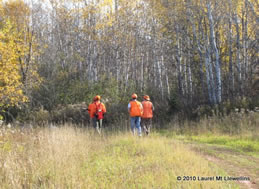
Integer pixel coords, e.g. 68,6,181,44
91,117,103,134
141,118,152,135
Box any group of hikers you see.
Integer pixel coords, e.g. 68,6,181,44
87,93,154,136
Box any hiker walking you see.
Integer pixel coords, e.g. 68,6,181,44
141,95,154,135
88,95,106,134
128,93,143,136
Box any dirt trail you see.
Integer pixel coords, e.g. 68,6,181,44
188,143,259,189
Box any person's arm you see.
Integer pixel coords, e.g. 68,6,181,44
102,103,106,113
87,104,91,114
139,102,143,115
128,103,131,113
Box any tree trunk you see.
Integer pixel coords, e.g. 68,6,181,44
207,2,222,104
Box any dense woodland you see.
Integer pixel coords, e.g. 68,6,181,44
0,0,258,125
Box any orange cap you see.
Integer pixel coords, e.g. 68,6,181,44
143,95,150,101
131,93,137,99
95,95,101,100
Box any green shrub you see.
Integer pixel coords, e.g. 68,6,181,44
51,103,89,125
17,108,50,125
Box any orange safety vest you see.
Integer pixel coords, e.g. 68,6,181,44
96,101,106,119
141,101,153,118
88,103,96,118
88,101,106,118
129,100,143,117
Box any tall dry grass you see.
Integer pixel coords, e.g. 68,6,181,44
163,112,259,136
0,125,238,188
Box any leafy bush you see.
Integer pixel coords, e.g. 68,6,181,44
17,108,50,125
51,103,89,125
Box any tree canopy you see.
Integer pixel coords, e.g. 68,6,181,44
0,0,258,122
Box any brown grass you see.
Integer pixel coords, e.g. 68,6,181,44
0,125,238,188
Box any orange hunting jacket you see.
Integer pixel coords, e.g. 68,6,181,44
141,100,154,118
129,100,143,117
88,101,106,118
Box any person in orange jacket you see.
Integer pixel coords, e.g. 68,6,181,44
128,93,143,136
88,95,106,134
141,95,154,135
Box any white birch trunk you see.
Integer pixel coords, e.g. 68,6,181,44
141,54,144,92
176,37,183,97
234,14,242,97
187,52,193,103
242,0,248,93
159,55,164,99
207,2,222,103
227,1,234,98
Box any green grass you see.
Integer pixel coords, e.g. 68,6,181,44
0,126,238,188
157,113,259,188
159,131,259,156
184,135,259,155
159,113,259,156
83,136,236,188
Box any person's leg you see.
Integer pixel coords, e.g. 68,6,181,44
99,119,103,128
135,117,142,136
146,119,152,135
96,122,101,134
130,117,136,135
92,117,97,129
97,119,103,134
142,119,148,135
95,118,100,133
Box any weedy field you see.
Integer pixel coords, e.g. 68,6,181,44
160,112,259,189
0,126,238,189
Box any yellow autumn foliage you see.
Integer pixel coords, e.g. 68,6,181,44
0,20,27,109
0,0,40,116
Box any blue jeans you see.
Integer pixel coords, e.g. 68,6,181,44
130,117,142,136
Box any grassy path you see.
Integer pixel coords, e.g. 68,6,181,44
2,125,258,188
182,141,259,189
0,127,239,188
